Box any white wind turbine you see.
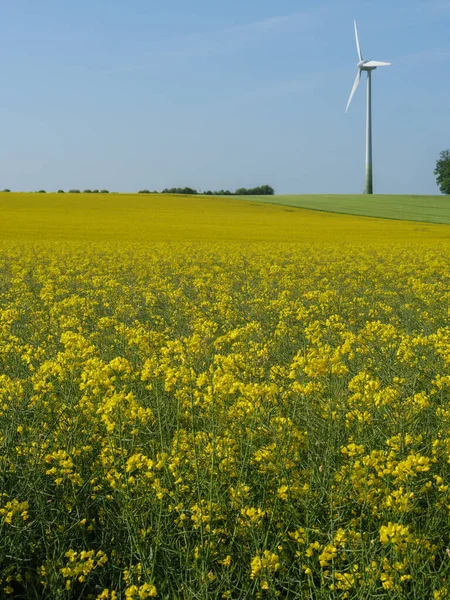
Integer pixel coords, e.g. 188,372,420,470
345,21,391,194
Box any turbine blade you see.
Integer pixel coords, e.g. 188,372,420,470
364,60,391,67
354,20,362,61
345,70,361,113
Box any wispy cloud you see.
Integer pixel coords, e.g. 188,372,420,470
416,0,450,14
425,0,450,11
221,11,319,37
397,47,450,66
101,9,325,75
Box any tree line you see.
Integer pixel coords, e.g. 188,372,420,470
2,185,275,195
2,189,110,194
138,184,275,195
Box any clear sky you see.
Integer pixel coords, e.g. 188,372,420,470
0,0,449,195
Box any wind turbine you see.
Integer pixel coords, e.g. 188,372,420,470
345,21,390,194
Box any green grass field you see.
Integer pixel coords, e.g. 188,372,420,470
233,194,450,224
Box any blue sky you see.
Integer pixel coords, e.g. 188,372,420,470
0,0,449,194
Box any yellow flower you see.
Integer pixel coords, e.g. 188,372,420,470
125,583,157,599
319,544,338,567
379,523,412,551
250,550,280,579
277,485,289,501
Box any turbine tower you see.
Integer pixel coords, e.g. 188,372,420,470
345,21,390,195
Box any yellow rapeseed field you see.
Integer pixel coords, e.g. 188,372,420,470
1,192,450,599
1,191,450,243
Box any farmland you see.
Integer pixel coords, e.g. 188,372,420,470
234,193,450,225
1,191,450,242
1,192,450,598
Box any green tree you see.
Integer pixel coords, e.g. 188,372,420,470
434,150,450,194
235,185,275,196
257,184,275,195
161,187,198,194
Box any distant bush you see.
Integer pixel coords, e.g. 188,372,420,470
37,190,46,193
235,185,275,196
2,188,11,192
92,189,99,194
68,189,80,193
138,190,151,194
203,185,275,196
83,189,92,194
100,189,109,194
161,187,198,195
57,189,65,193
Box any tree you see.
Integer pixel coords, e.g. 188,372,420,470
256,184,275,195
234,185,275,196
100,189,109,194
2,188,10,192
57,189,65,193
434,150,450,194
161,187,198,195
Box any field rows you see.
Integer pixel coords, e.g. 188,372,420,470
236,194,450,225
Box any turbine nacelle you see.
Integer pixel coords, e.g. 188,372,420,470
358,60,376,71
359,60,391,71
